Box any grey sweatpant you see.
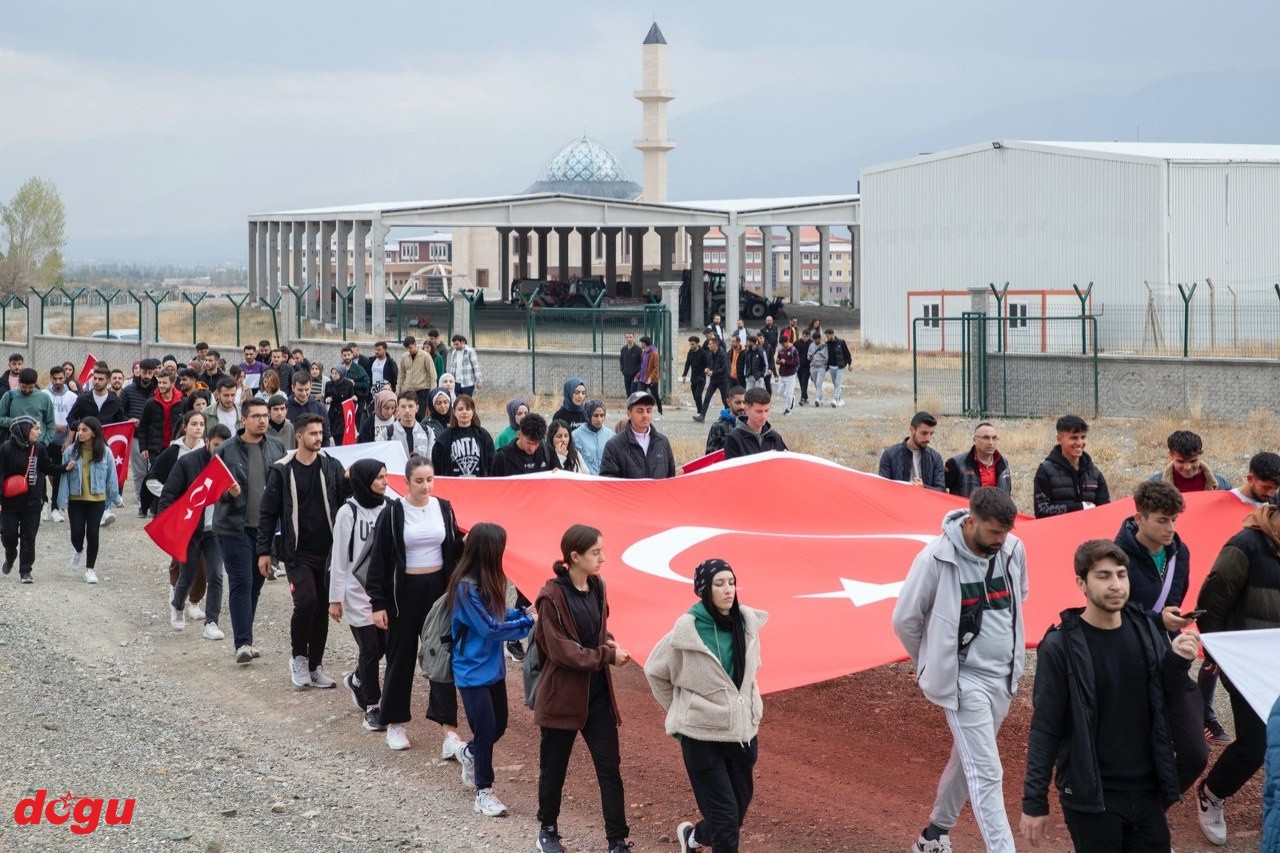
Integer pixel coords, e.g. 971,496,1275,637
929,677,1015,852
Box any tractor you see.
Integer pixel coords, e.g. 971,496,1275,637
680,270,786,326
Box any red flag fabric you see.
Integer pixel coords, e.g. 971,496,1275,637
399,453,1253,695
679,449,724,474
145,455,236,561
101,419,136,491
341,398,358,446
77,354,98,387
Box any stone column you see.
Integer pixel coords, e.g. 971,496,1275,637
788,225,802,304
656,226,677,282
267,221,280,301
370,221,390,337
577,227,593,278
818,225,831,306
658,280,682,398
687,226,708,328
850,224,861,312
497,228,512,302
335,220,351,330
248,222,260,303
629,227,647,297
602,228,621,287
290,222,304,304
320,220,336,325
534,227,551,280
515,227,531,281
353,221,370,335
760,227,774,299
302,221,317,322
723,223,744,324
452,293,471,340
556,228,571,282
257,222,270,304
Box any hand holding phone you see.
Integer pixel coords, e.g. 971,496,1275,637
1179,608,1207,620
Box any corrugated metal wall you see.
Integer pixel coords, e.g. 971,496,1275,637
861,146,1164,348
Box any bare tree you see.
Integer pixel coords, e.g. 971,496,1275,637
0,177,66,295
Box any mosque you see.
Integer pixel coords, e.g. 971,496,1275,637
247,22,861,336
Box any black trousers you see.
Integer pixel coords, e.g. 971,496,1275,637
285,548,330,669
1,508,40,575
681,736,757,853
379,571,458,727
1063,789,1169,852
1166,669,1209,794
67,500,106,568
460,680,509,791
645,382,663,415
1204,674,1268,798
349,623,387,709
700,380,727,417
690,379,706,415
538,686,628,844
797,368,811,401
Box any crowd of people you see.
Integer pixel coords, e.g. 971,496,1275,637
2,328,1279,853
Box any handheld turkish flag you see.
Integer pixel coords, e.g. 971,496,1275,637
341,398,358,446
145,455,236,561
101,419,136,491
77,354,98,387
406,453,1253,694
679,449,724,474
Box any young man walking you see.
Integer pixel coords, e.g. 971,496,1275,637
694,337,728,423
1020,540,1200,851
599,391,675,480
879,411,945,491
893,488,1028,853
619,332,642,398
398,335,437,413
823,328,851,407
721,388,787,459
774,336,799,415
680,337,707,415
447,334,483,397
257,414,348,690
1032,413,1110,518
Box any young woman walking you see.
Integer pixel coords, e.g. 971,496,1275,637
145,411,211,620
1,416,62,583
546,420,586,473
430,394,493,478
423,388,452,443
56,416,125,585
328,459,393,732
446,522,536,818
364,457,465,754
551,378,587,427
532,524,632,853
645,559,767,853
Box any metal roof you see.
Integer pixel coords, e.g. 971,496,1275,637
864,139,1280,174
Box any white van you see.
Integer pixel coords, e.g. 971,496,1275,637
89,328,140,341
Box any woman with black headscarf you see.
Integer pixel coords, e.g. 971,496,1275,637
551,377,587,427
644,559,767,853
494,397,529,450
0,416,62,583
423,387,453,443
328,459,393,732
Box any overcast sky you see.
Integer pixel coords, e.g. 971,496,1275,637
3,1,1278,263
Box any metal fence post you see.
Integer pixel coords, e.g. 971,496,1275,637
911,318,920,407
59,287,87,337
180,291,209,345
141,291,168,342
92,288,121,338
30,286,58,335
988,282,1009,352
457,289,480,346
1072,282,1094,356
281,283,313,340
224,293,251,345
259,293,283,346
332,284,357,340
385,283,413,343
1176,282,1198,358
527,309,537,395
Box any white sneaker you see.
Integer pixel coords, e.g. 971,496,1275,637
473,788,507,817
386,724,410,751
83,569,98,585
249,646,261,659
309,666,336,689
1197,781,1227,846
202,622,225,641
69,551,82,572
170,606,185,631
289,656,311,689
911,833,952,852
50,508,65,523
41,504,51,522
235,646,253,664
185,602,205,621
456,742,476,787
100,509,115,527
836,399,846,407
441,730,463,761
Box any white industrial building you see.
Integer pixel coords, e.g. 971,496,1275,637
860,140,1280,350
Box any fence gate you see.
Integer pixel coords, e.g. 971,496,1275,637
913,314,1099,418
526,304,671,400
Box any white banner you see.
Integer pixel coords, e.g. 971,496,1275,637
1201,628,1280,722
323,441,409,475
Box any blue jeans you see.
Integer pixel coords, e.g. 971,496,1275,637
460,680,509,791
174,532,224,625
810,367,827,403
218,530,264,648
829,366,845,403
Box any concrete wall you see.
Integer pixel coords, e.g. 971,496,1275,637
986,352,1280,419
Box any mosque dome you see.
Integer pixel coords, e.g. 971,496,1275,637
524,136,643,200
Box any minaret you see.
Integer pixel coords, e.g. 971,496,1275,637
634,22,676,203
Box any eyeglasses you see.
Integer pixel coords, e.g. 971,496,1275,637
245,413,269,420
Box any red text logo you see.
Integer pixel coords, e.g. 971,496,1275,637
13,790,135,835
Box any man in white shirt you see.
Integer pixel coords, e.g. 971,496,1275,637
213,378,241,433
43,364,79,523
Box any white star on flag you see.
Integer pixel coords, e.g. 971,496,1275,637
796,577,905,607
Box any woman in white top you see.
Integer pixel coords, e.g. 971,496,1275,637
365,456,465,753
547,419,586,473
328,459,393,732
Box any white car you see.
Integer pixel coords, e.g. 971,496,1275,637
90,328,140,341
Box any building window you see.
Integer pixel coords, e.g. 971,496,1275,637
834,269,842,278
922,303,941,329
782,269,790,279
401,243,419,262
782,253,789,262
801,269,811,281
703,252,711,263
429,243,448,261
1008,302,1029,329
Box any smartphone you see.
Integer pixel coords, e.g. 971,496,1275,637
1179,609,1207,620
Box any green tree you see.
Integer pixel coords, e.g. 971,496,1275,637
0,177,66,295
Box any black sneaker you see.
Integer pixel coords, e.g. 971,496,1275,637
692,414,705,423
676,822,695,853
536,825,565,853
362,707,386,732
608,842,634,853
19,572,33,584
1204,719,1234,746
137,506,148,518
505,640,526,663
1,559,12,575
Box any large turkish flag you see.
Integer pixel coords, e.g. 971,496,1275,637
398,454,1253,694
145,455,236,561
101,419,136,492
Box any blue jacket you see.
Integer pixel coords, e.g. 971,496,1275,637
571,423,610,475
450,581,534,688
1265,693,1280,853
57,444,123,510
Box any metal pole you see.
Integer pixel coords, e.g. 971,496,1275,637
181,291,210,345
1176,282,1197,358
224,293,251,346
988,282,1009,352
60,287,87,337
1071,282,1093,356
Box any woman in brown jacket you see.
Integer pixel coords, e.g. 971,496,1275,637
531,524,633,853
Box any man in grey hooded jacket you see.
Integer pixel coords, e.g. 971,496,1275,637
892,487,1028,853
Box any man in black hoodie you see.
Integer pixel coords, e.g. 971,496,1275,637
490,413,552,476
1020,539,1201,850
1032,414,1110,518
722,388,787,459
